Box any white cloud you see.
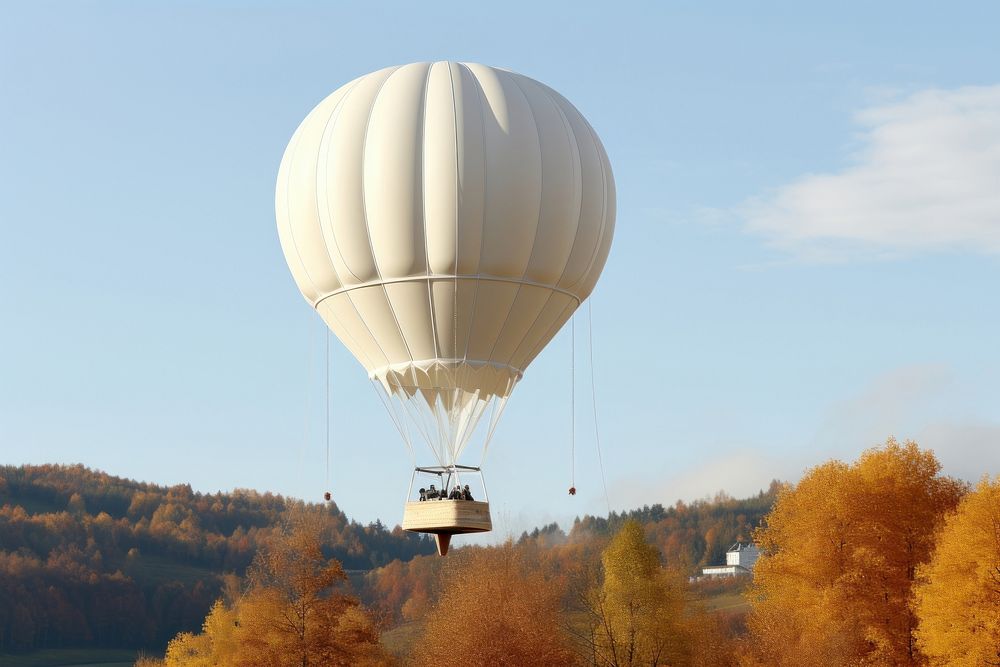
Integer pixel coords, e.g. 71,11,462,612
741,85,1000,261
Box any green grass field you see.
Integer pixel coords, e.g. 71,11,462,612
0,648,137,667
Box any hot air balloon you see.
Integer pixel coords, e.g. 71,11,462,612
276,62,615,555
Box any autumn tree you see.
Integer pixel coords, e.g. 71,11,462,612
67,492,86,515
913,476,1000,665
164,509,391,666
743,438,966,666
412,541,577,667
579,519,732,667
161,600,238,666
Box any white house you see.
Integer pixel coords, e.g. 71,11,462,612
700,542,760,579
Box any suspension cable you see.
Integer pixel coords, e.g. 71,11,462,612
571,313,576,492
588,300,611,515
371,381,416,462
325,329,331,490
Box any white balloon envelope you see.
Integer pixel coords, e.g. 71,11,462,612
276,61,615,549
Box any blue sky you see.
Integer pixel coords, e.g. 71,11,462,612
2,1,999,539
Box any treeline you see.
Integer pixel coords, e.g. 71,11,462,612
160,437,1000,666
0,463,780,656
151,513,735,667
0,464,434,652
359,485,777,626
155,511,756,666
571,482,779,568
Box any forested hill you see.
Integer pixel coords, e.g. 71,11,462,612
568,482,781,569
0,464,780,654
361,483,782,625
0,464,434,651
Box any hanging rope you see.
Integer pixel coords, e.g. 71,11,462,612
588,300,611,515
324,329,331,501
569,313,576,496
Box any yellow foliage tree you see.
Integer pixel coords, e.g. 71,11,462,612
583,519,732,667
913,476,1000,665
163,600,237,666
591,520,689,666
163,510,390,667
412,541,577,667
743,438,966,666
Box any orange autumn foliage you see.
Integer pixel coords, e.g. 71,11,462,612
163,510,391,666
412,541,577,667
363,553,442,624
913,476,1000,665
742,438,965,666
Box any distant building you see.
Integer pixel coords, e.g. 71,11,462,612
700,542,760,579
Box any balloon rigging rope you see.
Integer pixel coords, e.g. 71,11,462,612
371,382,415,462
325,329,331,489
571,314,576,489
588,300,611,515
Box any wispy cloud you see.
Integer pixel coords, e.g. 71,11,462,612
608,450,799,511
811,363,1000,480
815,363,955,449
739,85,1000,262
917,421,1000,481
